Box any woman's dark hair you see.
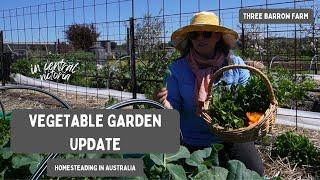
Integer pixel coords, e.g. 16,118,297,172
180,38,193,57
180,33,230,58
215,36,231,56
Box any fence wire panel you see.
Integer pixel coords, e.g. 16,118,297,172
0,0,319,108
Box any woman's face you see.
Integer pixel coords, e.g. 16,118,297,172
189,31,221,58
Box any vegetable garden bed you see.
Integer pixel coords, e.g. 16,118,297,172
257,124,320,179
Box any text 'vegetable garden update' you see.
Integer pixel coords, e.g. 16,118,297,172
11,109,180,153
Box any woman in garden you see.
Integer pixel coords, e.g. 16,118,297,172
154,11,264,176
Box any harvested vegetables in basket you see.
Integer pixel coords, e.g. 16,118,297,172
202,65,277,142
207,76,270,130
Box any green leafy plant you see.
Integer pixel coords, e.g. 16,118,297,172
235,75,270,113
11,57,41,78
143,144,267,180
208,75,270,129
0,121,9,148
0,113,10,148
268,67,317,108
272,131,320,167
209,90,245,129
136,50,178,98
0,111,45,179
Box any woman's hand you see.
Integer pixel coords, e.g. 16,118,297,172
245,60,265,71
153,87,173,109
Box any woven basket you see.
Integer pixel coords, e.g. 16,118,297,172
201,65,278,143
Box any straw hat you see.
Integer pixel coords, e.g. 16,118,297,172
171,11,239,52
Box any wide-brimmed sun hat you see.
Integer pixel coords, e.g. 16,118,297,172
171,11,239,52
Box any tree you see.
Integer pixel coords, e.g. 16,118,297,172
135,13,164,55
65,24,100,51
237,24,267,62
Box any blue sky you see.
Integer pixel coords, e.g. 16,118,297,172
0,0,316,43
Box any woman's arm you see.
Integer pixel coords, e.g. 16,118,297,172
236,56,250,85
220,56,250,85
166,66,182,111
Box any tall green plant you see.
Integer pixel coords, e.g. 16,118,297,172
137,50,179,98
268,67,317,108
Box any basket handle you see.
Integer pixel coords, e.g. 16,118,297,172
204,65,277,110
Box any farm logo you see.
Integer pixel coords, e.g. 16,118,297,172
30,59,79,81
239,9,313,24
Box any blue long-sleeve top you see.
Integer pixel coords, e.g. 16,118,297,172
165,54,250,146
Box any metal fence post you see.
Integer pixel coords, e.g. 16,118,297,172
241,0,245,57
0,31,4,86
130,18,137,99
312,0,317,74
294,0,298,131
57,38,60,54
266,0,269,71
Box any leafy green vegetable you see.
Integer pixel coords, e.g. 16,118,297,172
150,153,164,166
0,111,12,121
208,144,224,166
165,146,190,163
226,160,264,180
0,148,13,160
193,167,228,180
208,75,270,129
0,112,11,148
235,76,270,113
12,154,43,174
166,164,188,180
0,120,10,148
143,144,268,180
272,131,320,167
185,147,212,167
